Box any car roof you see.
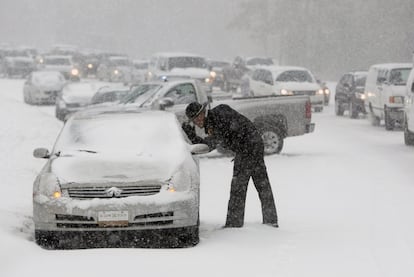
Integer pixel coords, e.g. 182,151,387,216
255,65,312,75
369,63,412,70
43,55,72,59
152,52,205,58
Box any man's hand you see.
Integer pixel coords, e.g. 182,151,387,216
182,122,196,139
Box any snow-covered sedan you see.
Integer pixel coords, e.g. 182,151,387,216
23,71,66,104
32,110,209,249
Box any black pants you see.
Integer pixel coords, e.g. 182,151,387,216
225,145,278,227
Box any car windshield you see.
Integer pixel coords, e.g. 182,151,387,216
246,58,273,66
109,58,130,66
53,112,185,155
90,90,130,104
4,50,29,57
168,57,208,69
44,57,71,65
120,84,162,105
354,74,367,87
276,70,313,82
389,68,411,86
134,62,148,69
210,61,230,68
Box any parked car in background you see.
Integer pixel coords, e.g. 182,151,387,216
247,66,324,112
96,55,133,84
131,59,149,84
23,71,66,104
55,81,108,121
221,56,250,92
1,48,36,78
207,59,231,90
403,67,414,145
335,71,367,118
32,110,209,249
147,52,214,92
40,55,81,81
316,79,331,105
89,85,130,105
364,63,412,130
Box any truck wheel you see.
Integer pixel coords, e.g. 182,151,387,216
256,124,284,155
384,110,395,130
404,118,414,146
335,100,344,116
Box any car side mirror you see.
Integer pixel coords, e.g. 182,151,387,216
190,144,210,154
158,97,175,110
33,148,50,159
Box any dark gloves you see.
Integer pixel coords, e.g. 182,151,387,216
182,122,197,139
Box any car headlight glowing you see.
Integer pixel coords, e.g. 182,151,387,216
280,88,293,95
162,183,176,193
324,88,330,94
114,69,119,75
53,191,62,199
71,68,79,76
205,77,211,83
210,71,217,78
356,93,366,100
87,63,93,69
317,89,324,95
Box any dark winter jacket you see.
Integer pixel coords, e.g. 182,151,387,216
185,104,263,155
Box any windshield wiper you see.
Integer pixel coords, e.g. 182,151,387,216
77,149,98,154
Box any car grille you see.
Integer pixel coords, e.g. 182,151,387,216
292,90,316,96
55,211,174,228
68,185,162,199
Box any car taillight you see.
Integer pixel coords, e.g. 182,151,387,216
305,100,312,119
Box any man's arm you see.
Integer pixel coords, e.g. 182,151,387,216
181,122,218,150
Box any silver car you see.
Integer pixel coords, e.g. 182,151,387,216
23,71,66,105
33,110,209,249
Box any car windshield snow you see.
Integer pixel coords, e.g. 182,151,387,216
53,112,185,155
120,84,161,105
389,68,411,86
276,70,313,82
168,57,208,70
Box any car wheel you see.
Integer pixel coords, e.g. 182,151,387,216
335,100,344,116
256,123,284,155
404,118,414,146
384,109,395,130
23,91,31,104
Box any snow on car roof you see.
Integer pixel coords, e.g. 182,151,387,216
153,52,205,58
369,63,412,69
62,82,108,96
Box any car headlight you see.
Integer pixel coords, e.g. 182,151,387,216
356,93,366,100
317,89,324,95
114,69,119,75
280,88,293,95
87,63,93,69
210,71,217,78
389,96,404,104
205,77,211,83
324,88,330,95
71,68,79,76
37,174,63,199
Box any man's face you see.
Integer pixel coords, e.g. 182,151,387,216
192,112,205,128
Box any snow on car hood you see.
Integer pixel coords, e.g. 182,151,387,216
274,81,320,91
62,83,106,104
169,68,210,78
52,151,180,185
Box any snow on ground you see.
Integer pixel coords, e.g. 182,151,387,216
1,79,413,277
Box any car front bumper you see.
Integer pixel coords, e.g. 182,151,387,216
33,190,199,232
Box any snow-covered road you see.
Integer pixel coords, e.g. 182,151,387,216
1,79,413,277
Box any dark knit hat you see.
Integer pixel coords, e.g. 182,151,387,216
185,102,207,121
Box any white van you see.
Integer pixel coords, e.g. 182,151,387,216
364,63,412,130
146,52,214,92
404,67,414,145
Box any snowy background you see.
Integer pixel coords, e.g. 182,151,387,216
1,79,414,276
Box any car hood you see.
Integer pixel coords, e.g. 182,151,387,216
169,68,210,79
274,82,320,91
51,151,181,186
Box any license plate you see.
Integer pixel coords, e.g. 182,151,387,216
98,211,129,227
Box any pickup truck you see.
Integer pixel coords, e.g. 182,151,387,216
83,79,316,154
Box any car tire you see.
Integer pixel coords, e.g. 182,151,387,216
384,109,395,131
335,100,344,116
404,118,414,146
256,123,284,155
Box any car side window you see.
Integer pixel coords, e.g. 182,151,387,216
164,83,197,105
252,70,261,81
376,69,387,85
